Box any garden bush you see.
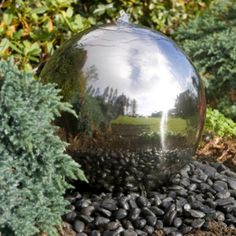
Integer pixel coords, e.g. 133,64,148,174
77,0,212,34
175,0,236,120
0,60,86,236
0,0,212,71
205,108,236,138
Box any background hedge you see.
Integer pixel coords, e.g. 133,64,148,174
0,0,212,71
176,0,236,120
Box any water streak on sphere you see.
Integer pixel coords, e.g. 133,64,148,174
40,19,206,192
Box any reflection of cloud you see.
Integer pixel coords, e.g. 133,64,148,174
79,25,198,116
126,42,182,114
128,48,141,84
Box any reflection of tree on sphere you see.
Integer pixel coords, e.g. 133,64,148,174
175,90,198,118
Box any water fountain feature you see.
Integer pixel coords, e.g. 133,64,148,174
40,12,206,192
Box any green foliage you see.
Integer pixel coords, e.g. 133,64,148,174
175,0,236,120
0,60,87,236
111,115,187,135
205,108,236,138
0,0,93,71
78,0,212,34
0,0,212,71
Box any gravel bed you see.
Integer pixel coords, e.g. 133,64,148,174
64,161,236,236
71,148,193,193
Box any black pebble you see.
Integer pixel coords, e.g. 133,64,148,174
81,206,95,216
164,210,177,226
118,197,130,210
128,199,138,209
74,220,85,233
64,211,77,223
129,208,141,221
191,219,205,228
95,216,110,226
91,230,101,236
146,215,157,227
143,225,154,234
150,206,165,216
97,207,112,217
228,177,236,190
106,221,121,230
189,210,205,218
101,199,118,211
180,225,192,234
213,180,228,192
141,207,156,218
133,218,147,229
136,196,149,208
113,208,128,220
173,217,182,228
135,229,148,236
79,215,94,224
155,220,164,229
102,230,119,236
122,229,137,236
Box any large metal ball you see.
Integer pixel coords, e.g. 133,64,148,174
41,19,206,192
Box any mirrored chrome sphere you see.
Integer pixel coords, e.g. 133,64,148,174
41,18,206,192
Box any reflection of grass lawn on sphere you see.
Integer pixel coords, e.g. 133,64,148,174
111,115,187,134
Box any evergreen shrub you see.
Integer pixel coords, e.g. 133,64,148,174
175,0,236,120
0,60,86,236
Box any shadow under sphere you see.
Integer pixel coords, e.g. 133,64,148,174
40,19,206,192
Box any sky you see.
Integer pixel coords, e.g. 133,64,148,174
76,23,199,116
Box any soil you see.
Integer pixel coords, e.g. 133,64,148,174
39,222,76,236
58,222,76,236
58,221,236,236
186,221,236,236
153,221,236,236
195,136,236,172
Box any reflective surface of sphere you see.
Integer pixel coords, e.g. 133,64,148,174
41,18,206,192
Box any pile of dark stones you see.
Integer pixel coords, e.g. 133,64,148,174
64,160,236,236
71,148,192,193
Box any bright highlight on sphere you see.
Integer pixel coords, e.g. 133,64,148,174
41,17,206,192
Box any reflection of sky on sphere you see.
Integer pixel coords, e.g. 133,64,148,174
77,25,198,116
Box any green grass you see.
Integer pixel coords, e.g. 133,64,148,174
111,115,187,133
